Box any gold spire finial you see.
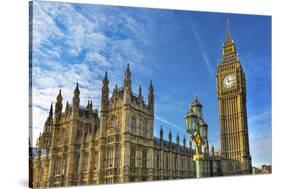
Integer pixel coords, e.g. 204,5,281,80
225,18,232,43
227,18,230,32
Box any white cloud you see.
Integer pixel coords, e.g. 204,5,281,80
190,21,213,77
155,115,186,133
30,1,151,146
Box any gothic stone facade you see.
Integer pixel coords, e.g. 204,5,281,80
32,65,224,188
216,22,252,175
31,23,252,188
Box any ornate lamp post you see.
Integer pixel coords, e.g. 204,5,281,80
185,97,208,178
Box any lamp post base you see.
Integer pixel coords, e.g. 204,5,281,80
193,153,204,178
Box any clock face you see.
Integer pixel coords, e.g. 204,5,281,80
223,74,236,89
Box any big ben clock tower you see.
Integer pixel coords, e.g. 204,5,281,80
216,20,252,174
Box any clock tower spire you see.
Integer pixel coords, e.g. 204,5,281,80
216,20,252,175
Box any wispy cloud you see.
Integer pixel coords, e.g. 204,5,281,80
248,110,272,166
248,111,271,123
31,1,152,146
155,115,185,133
190,21,213,77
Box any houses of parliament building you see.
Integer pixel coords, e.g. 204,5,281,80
30,23,252,188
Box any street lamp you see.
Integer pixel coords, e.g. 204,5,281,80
185,97,208,178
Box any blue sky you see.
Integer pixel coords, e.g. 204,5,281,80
31,1,271,167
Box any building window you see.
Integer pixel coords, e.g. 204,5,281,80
115,145,119,168
130,146,136,167
83,152,89,171
54,157,62,175
112,116,118,127
142,149,147,168
166,156,169,170
62,157,67,174
93,152,98,170
131,116,136,135
107,146,114,168
143,119,147,137
157,153,160,169
174,156,177,170
105,178,113,184
74,154,80,173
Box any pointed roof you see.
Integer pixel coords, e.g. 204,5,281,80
56,89,63,102
160,125,164,139
49,103,53,117
126,63,130,74
224,18,233,45
74,82,80,96
138,85,142,96
102,71,109,87
149,80,154,94
124,64,131,83
169,129,172,140
191,95,202,107
104,71,108,81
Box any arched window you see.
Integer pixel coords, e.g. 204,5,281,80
112,116,118,127
131,116,136,135
143,119,147,137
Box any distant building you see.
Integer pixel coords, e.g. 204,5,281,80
252,165,272,174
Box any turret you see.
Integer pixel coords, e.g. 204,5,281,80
55,89,63,122
204,140,209,155
44,103,53,132
124,64,132,92
101,72,109,111
89,100,93,113
65,101,69,115
148,80,154,113
160,126,163,140
206,140,209,154
86,100,93,114
183,135,186,148
138,85,143,102
72,83,80,116
49,103,53,118
113,84,118,99
211,145,215,157
176,133,179,145
169,129,172,143
73,83,80,106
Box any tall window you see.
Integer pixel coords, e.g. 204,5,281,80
166,156,169,170
93,151,98,170
107,146,114,168
114,145,119,168
131,116,136,135
112,116,118,127
174,156,177,170
130,146,136,167
142,149,147,168
62,157,67,174
74,154,80,173
156,153,160,169
54,157,62,175
83,152,89,171
143,119,147,137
